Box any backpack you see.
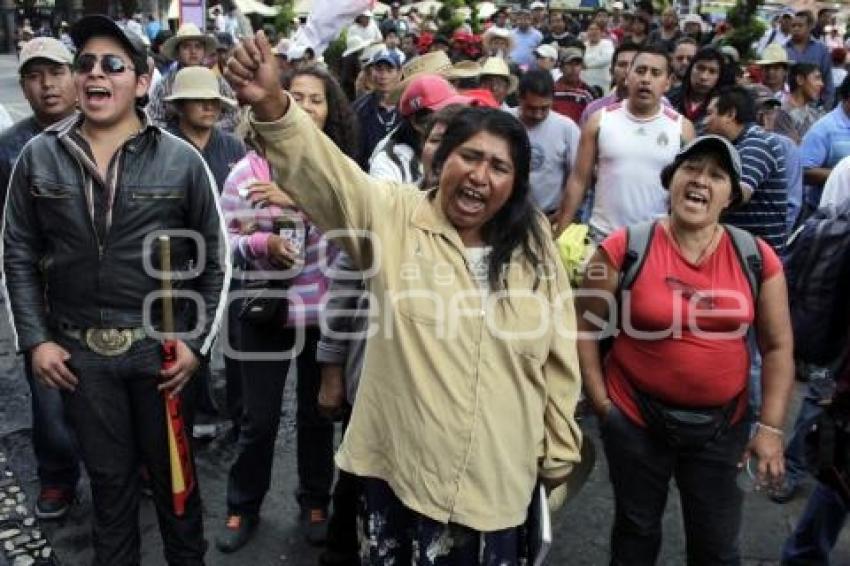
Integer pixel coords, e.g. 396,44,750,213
611,221,763,449
805,396,850,505
785,201,850,365
620,221,763,301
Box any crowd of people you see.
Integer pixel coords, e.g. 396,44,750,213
2,1,850,565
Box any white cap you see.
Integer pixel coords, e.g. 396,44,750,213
535,44,558,61
530,1,547,9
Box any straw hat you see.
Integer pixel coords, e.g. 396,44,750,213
756,43,790,66
482,26,515,53
388,50,453,104
161,23,217,60
479,56,518,94
444,60,482,81
402,50,453,78
164,66,237,107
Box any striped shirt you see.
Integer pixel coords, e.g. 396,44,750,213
221,151,338,327
723,124,788,253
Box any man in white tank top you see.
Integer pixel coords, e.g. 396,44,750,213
554,46,696,240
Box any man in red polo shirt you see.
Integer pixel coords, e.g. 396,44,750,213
553,46,595,123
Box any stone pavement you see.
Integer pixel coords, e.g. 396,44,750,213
0,53,848,566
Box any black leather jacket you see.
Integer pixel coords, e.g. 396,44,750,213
3,113,230,357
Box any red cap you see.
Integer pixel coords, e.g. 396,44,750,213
460,88,500,108
399,75,473,116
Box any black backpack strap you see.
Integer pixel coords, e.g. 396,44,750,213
620,221,657,293
725,224,763,303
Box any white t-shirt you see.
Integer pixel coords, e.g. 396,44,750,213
581,39,615,92
509,108,580,213
346,20,383,47
591,101,684,237
820,155,850,208
465,246,493,293
369,134,419,184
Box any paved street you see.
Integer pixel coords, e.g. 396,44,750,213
0,53,849,565
1,54,31,122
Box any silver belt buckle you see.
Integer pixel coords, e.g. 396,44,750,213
84,328,133,357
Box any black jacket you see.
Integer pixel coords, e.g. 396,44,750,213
3,113,230,357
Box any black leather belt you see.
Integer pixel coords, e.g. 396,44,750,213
56,324,148,357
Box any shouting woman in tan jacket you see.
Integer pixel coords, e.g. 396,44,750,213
225,32,583,565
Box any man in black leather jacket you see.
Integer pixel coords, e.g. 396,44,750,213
2,16,229,565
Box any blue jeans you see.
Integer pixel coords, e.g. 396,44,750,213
747,330,762,418
782,482,848,565
784,366,835,487
24,356,80,490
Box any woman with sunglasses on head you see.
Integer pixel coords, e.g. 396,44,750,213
216,64,359,553
577,136,795,565
226,32,582,565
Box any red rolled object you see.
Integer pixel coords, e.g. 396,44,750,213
162,339,195,516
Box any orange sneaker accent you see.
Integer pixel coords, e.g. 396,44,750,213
308,508,327,524
226,515,242,530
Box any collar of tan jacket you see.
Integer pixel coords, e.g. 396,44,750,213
409,187,469,255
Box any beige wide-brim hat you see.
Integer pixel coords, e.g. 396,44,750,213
162,23,218,60
164,66,237,107
445,60,482,80
479,56,518,94
482,26,515,53
388,50,454,104
756,43,790,66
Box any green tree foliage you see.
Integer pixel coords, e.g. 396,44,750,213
274,0,296,36
724,0,766,61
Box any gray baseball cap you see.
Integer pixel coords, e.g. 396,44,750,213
674,135,743,200
18,37,73,72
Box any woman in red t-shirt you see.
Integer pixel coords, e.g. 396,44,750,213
577,135,795,564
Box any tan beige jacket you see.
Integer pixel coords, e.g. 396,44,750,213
254,101,582,531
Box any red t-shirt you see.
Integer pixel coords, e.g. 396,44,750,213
599,224,783,426
553,80,594,124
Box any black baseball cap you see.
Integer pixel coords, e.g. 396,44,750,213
71,15,149,73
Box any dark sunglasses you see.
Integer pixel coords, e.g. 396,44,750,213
73,53,134,75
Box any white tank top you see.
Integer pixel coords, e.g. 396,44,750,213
590,102,684,238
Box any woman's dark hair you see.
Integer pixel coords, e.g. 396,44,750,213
429,107,549,291
787,62,820,93
383,114,424,184
681,46,734,110
284,65,359,159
